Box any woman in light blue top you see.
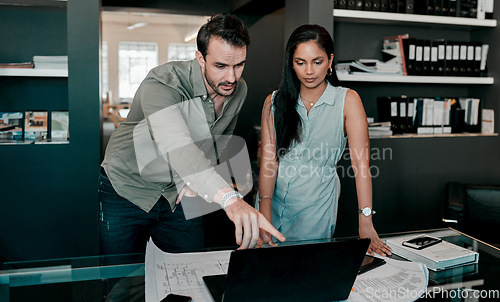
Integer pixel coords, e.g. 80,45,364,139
257,24,391,256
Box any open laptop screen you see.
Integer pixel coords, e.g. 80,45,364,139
204,238,370,302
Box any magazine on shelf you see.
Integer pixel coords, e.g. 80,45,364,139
51,110,69,140
386,234,479,271
24,110,48,140
0,112,24,142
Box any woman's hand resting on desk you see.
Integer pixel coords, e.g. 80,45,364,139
359,223,392,256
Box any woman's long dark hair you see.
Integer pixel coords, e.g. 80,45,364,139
273,24,341,159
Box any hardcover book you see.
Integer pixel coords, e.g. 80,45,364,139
386,234,479,271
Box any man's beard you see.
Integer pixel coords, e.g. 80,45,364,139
205,71,237,97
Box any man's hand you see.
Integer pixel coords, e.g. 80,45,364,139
256,230,277,248
176,185,198,204
224,198,285,249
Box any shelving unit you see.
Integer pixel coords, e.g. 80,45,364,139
0,1,101,260
338,74,494,84
333,8,497,139
333,9,497,27
0,66,69,145
0,68,68,77
370,132,498,139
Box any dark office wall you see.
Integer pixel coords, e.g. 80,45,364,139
232,9,286,158
0,1,101,261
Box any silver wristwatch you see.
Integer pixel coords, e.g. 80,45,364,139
220,191,242,210
358,207,376,217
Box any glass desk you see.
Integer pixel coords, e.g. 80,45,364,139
1,228,499,301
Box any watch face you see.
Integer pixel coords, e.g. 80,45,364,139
362,207,371,216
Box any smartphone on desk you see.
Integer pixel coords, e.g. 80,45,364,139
161,293,193,302
402,235,442,250
358,255,386,275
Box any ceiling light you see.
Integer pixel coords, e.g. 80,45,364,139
184,31,198,43
127,22,148,30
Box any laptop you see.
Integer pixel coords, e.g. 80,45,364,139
203,238,370,302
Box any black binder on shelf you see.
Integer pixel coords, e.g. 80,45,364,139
414,39,424,75
334,0,339,9
466,42,475,76
377,96,402,134
355,0,364,10
458,97,481,133
397,0,406,13
414,0,426,14
398,95,410,133
372,0,381,11
403,37,416,75
380,0,389,11
413,98,425,133
430,40,439,76
445,42,453,75
339,0,348,9
473,42,482,77
389,0,398,12
348,0,356,10
434,0,442,15
434,39,446,76
451,41,461,76
422,39,431,75
405,0,414,13
449,0,458,16
428,0,436,15
364,0,373,10
459,43,468,76
441,0,449,15
407,97,416,133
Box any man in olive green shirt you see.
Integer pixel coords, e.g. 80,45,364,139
99,14,284,255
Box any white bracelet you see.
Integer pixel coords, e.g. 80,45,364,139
221,191,242,210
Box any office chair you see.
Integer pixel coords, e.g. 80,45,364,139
443,182,500,248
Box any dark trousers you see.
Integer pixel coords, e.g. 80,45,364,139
97,167,204,255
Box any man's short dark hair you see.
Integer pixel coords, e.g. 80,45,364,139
197,14,250,58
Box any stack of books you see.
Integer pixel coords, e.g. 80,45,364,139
33,55,68,70
0,62,34,69
386,234,479,271
377,95,484,135
336,59,401,75
368,121,393,137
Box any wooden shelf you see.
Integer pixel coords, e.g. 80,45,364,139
333,9,497,28
0,68,68,77
370,133,498,139
0,140,70,145
338,73,494,84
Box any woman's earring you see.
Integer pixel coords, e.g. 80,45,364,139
327,67,333,76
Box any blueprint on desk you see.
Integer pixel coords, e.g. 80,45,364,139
145,239,231,302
